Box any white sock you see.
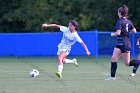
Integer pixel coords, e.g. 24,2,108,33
57,65,63,73
64,58,74,64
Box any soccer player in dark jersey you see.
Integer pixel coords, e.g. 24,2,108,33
130,38,140,76
137,38,140,60
106,5,140,80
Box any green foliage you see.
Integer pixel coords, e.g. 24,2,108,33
0,0,140,33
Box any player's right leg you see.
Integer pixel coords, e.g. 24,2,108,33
106,48,121,80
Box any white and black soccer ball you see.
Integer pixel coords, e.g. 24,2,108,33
29,69,39,78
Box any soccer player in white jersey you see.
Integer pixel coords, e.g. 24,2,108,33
42,20,90,78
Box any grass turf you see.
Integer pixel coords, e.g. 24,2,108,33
0,56,140,93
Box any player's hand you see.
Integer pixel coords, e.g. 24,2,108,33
42,24,48,28
111,33,113,36
86,51,91,56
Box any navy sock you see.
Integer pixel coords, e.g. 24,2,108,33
129,59,140,66
111,62,117,77
133,65,139,74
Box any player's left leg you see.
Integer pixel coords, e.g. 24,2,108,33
62,49,78,67
130,53,140,76
63,58,78,67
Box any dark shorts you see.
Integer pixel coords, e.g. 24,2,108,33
115,45,131,53
116,37,131,53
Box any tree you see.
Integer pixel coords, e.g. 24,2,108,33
0,0,139,33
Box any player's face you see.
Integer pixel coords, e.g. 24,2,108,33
118,10,122,18
68,23,76,32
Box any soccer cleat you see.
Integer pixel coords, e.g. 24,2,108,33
129,73,135,77
73,58,78,67
105,77,116,80
55,72,62,78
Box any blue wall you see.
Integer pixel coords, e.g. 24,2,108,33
98,32,140,57
0,32,98,56
0,31,139,57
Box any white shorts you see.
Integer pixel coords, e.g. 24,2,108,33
57,48,71,55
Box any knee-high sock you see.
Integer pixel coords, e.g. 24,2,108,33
57,65,63,73
64,58,74,64
129,59,140,66
129,59,140,74
111,62,117,77
132,65,139,74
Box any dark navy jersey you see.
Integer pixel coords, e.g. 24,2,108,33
115,18,134,38
115,18,135,49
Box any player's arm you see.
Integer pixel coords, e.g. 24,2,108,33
112,20,121,36
136,38,140,46
131,28,137,34
130,20,137,34
80,42,91,56
111,30,121,36
42,23,61,29
75,33,90,56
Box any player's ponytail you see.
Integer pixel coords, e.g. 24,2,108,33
118,5,128,17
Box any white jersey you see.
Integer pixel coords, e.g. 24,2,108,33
58,26,83,50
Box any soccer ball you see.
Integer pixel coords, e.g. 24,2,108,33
29,69,39,78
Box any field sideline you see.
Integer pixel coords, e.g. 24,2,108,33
0,56,140,93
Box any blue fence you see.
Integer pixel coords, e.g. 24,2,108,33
98,32,140,57
0,32,97,56
0,31,139,57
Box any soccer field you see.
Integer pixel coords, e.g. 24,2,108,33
0,56,140,93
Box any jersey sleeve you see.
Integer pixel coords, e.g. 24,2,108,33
74,32,83,43
60,26,68,32
115,20,121,30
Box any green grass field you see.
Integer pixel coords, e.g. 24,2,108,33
0,56,140,93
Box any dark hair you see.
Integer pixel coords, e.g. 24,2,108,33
69,20,79,31
118,5,128,17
